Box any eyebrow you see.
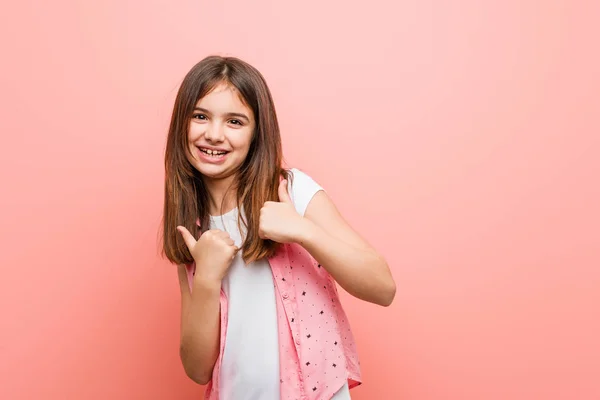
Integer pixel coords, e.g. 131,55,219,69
193,107,250,122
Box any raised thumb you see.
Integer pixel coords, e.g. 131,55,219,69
278,179,292,204
176,226,197,251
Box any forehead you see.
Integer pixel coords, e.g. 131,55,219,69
195,82,251,113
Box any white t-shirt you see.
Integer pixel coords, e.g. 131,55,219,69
210,168,351,400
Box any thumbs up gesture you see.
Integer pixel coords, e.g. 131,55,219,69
259,179,307,244
177,226,238,284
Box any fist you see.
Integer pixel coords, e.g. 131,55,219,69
258,179,307,243
177,227,238,283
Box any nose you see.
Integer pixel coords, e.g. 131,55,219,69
204,122,224,143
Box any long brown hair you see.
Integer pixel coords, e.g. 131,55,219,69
161,55,290,266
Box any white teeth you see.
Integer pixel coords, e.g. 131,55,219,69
201,148,226,156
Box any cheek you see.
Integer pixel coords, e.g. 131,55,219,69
188,123,202,140
230,129,254,152
186,127,200,157
187,143,196,157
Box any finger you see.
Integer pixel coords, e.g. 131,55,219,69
176,226,197,251
216,231,233,241
205,229,226,240
278,179,293,204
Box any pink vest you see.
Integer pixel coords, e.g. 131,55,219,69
186,242,362,400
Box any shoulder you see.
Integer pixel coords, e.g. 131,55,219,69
287,167,324,193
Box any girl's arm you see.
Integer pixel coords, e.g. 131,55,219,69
298,191,396,306
177,264,221,385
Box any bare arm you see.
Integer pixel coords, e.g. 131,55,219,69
299,191,396,306
177,264,221,385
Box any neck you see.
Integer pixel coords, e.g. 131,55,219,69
203,174,238,216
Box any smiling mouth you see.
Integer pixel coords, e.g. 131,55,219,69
198,147,229,157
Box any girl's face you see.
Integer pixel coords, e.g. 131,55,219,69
187,83,255,183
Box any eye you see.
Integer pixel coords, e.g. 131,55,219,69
192,113,207,120
229,119,243,126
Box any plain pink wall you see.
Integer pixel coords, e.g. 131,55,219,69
1,1,599,399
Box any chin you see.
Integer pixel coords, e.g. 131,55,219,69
195,162,235,181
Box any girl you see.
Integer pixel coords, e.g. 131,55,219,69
161,55,396,400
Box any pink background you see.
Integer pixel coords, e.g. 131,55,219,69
1,1,599,399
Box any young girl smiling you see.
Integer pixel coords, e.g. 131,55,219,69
161,55,396,400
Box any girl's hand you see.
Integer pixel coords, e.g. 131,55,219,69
177,227,238,284
259,179,309,243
